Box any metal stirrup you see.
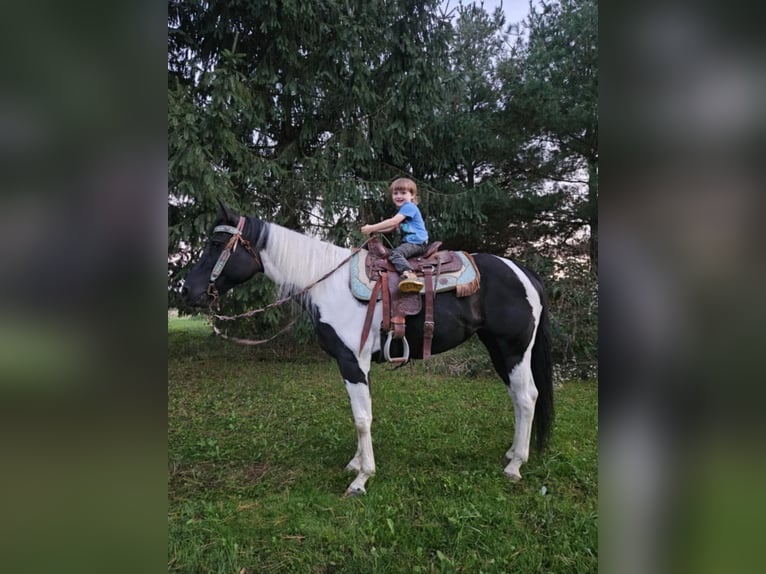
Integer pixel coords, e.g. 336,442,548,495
383,331,410,363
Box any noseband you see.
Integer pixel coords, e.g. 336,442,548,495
207,216,261,302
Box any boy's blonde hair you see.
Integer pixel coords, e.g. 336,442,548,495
389,177,419,204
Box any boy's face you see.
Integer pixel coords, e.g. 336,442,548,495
391,186,414,208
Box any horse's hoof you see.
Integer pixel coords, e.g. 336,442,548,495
504,470,522,482
344,487,366,497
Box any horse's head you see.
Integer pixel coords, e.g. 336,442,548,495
181,201,264,307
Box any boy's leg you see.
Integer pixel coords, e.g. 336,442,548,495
389,243,427,273
389,243,427,292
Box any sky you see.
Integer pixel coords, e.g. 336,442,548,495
444,0,535,26
479,0,533,25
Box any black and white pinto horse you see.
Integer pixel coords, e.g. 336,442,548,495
182,203,554,495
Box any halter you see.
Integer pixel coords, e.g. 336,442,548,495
207,216,261,301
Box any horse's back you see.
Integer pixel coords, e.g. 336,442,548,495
469,253,545,335
472,253,542,298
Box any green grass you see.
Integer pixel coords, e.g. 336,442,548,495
169,316,597,573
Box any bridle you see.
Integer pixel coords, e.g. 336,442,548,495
207,216,262,303
203,218,370,345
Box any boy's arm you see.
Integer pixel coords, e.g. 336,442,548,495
361,213,405,234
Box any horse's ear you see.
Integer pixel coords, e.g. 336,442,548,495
216,199,235,223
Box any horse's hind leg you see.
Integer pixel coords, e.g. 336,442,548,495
504,356,538,481
478,331,538,481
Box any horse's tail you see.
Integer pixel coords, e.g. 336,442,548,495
532,285,554,452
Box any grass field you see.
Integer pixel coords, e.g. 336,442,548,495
169,315,598,573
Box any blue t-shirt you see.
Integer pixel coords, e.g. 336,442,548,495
397,202,429,244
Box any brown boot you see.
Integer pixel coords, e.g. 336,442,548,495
398,270,424,293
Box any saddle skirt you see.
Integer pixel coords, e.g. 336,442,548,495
349,246,480,301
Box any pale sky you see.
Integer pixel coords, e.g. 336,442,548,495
480,0,533,25
445,0,535,26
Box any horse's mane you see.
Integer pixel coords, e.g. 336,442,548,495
263,223,352,294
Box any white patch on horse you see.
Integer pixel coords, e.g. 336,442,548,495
259,223,380,356
314,272,381,360
494,256,543,481
494,255,543,336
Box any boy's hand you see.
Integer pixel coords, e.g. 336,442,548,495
361,224,373,235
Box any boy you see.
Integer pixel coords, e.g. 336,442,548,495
361,177,429,293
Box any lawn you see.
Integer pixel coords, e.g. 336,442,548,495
168,316,597,573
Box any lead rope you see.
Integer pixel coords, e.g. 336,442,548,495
209,317,300,346
207,238,370,345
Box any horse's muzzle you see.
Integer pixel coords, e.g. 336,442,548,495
180,283,209,307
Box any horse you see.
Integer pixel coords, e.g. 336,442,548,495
181,202,554,495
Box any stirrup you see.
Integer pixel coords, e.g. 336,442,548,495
383,331,410,363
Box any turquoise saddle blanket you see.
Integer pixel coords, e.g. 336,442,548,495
349,249,480,301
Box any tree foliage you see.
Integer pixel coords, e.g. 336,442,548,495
497,0,598,269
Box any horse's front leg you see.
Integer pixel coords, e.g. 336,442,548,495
316,318,376,494
344,379,375,495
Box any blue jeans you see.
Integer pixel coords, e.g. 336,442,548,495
389,242,428,274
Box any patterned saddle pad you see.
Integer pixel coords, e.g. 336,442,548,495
349,249,480,301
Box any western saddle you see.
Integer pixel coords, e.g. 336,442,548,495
359,237,468,363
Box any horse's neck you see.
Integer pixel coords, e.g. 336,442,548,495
260,223,351,291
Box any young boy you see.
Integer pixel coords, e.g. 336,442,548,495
361,177,429,293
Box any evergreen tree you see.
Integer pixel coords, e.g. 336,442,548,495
168,0,454,308
497,0,598,270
